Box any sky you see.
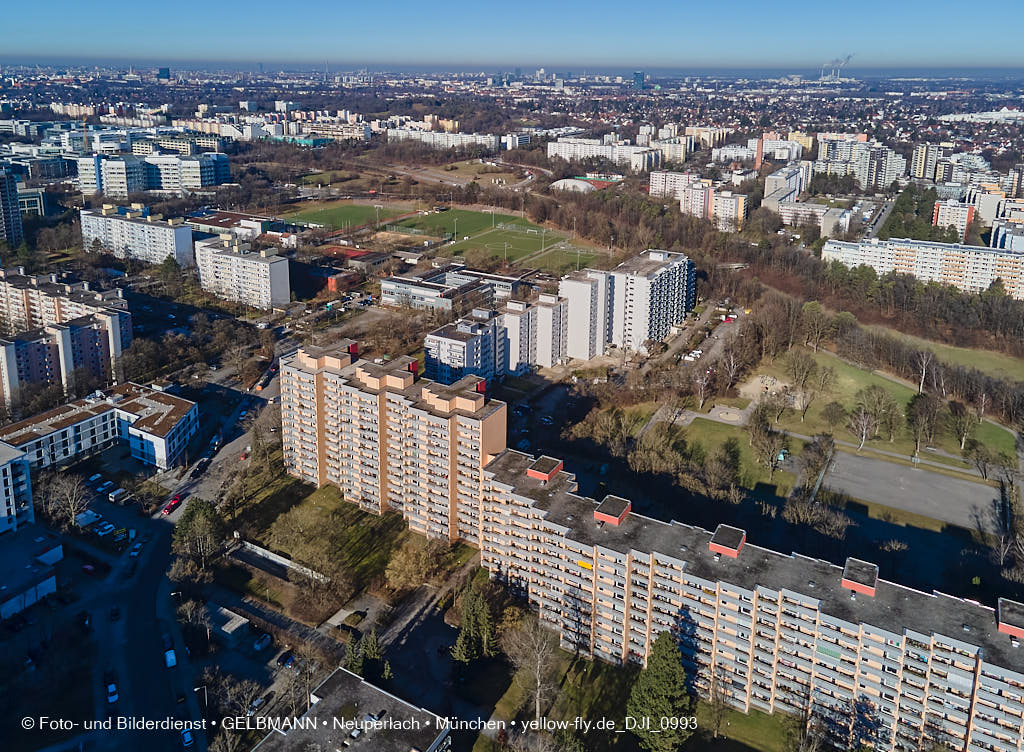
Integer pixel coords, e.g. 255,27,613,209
3,0,1023,71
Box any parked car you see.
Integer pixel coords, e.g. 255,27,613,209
87,473,103,487
95,523,116,537
164,649,177,668
96,481,114,494
180,729,194,748
162,496,183,515
129,542,143,558
276,650,295,668
253,633,271,652
161,633,173,650
247,696,266,717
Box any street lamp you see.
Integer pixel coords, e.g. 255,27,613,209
194,685,208,709
453,217,458,242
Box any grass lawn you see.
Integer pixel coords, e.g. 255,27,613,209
395,208,533,238
263,484,409,586
526,247,603,273
754,350,1016,462
687,703,789,752
285,200,404,228
864,324,1024,382
445,227,557,262
688,418,801,497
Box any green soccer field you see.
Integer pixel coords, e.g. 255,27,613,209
285,201,403,228
447,226,564,261
394,209,535,238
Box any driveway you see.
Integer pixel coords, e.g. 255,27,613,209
824,452,999,532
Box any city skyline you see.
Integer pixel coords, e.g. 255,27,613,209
5,0,1024,69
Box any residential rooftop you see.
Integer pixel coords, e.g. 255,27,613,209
485,449,1024,670
609,249,689,277
0,382,196,446
253,668,446,752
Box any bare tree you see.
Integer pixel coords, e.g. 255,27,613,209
707,663,731,739
36,471,92,531
691,366,715,410
975,391,990,423
502,614,559,723
948,401,975,450
848,407,876,451
915,350,934,394
719,340,744,391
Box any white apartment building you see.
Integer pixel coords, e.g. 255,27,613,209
559,251,695,356
80,206,194,266
822,237,1024,299
0,382,198,470
685,126,730,148
76,155,147,197
649,170,701,198
911,143,953,180
424,309,504,385
386,128,500,151
76,153,229,196
608,250,695,351
749,138,804,162
547,138,662,172
992,219,1024,251
194,236,290,310
932,200,976,241
814,139,906,191
0,443,33,535
711,145,756,163
559,271,610,360
533,294,568,368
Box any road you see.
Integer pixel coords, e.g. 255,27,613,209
824,451,999,532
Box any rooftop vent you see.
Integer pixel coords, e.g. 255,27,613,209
808,581,816,589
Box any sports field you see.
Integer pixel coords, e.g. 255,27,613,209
528,247,604,273
285,200,404,228
393,209,532,237
447,226,566,262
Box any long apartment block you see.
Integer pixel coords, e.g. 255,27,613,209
822,237,1024,300
280,341,506,544
281,344,1024,752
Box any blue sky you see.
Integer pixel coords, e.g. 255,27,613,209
4,0,1023,69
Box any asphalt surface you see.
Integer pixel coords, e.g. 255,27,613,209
824,452,999,532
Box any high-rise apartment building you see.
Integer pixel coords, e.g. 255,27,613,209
80,206,194,266
0,268,132,402
815,138,906,191
559,271,611,360
0,167,24,249
76,152,229,197
559,251,695,356
280,342,506,544
424,309,504,385
281,345,1024,752
911,143,953,180
0,444,33,535
932,200,976,241
194,236,290,310
649,170,701,198
822,237,1024,299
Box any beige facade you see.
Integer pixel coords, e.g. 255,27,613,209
280,342,506,543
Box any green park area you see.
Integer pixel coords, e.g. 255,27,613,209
688,418,802,497
394,208,530,237
753,349,1016,466
865,324,1024,382
285,200,405,229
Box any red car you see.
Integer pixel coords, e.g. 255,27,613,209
161,495,183,515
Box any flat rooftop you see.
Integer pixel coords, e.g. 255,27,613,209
253,668,444,752
286,347,502,422
0,527,61,598
610,249,689,278
486,449,1024,670
0,382,195,445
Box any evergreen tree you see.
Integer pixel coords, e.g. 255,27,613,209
346,637,364,676
626,631,693,752
363,628,382,661
451,623,479,664
381,660,393,681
